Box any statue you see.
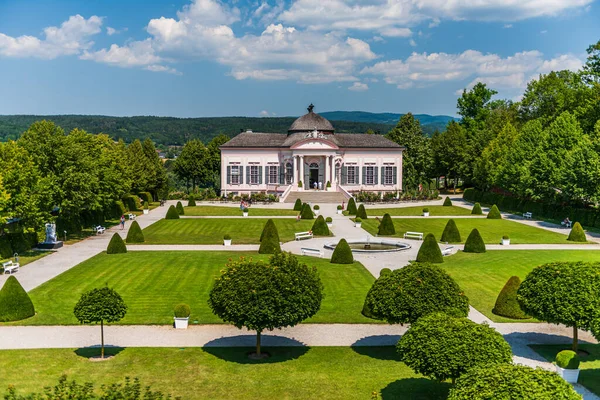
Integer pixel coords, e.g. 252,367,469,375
44,223,57,244
307,103,315,113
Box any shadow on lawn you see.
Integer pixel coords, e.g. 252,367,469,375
351,336,401,360
380,378,451,400
203,335,309,364
74,346,125,359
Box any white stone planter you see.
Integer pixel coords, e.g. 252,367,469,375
355,222,362,228
224,239,232,246
314,210,320,215
502,238,510,246
243,212,248,217
143,209,149,215
174,317,189,329
337,210,342,214
326,223,333,228
298,187,304,191
423,212,429,217
556,366,579,383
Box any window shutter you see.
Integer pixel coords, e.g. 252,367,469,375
362,167,366,185
259,166,263,184
374,167,379,185
246,166,250,184
393,167,397,185
227,166,231,184
280,164,285,184
381,167,385,185
341,165,347,184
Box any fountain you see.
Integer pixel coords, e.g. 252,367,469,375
324,237,411,253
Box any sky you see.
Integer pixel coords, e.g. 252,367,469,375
0,0,598,117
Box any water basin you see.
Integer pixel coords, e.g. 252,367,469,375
324,239,411,253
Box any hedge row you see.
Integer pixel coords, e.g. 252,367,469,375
0,232,39,259
138,192,153,204
122,195,142,212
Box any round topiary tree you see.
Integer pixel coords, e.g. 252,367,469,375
330,238,354,264
567,222,587,242
380,268,392,276
165,205,180,220
518,261,600,351
188,196,196,207
125,220,144,243
448,363,582,400
556,350,580,370
441,219,461,243
311,215,330,236
208,252,323,357
300,203,314,220
293,198,303,211
258,219,281,254
176,201,185,215
356,204,368,219
487,204,501,219
377,214,396,235
492,276,529,319
471,202,483,215
443,196,452,206
463,229,486,253
73,287,127,358
0,276,35,322
362,262,469,324
174,303,191,318
416,233,444,263
106,233,127,254
397,312,513,383
347,198,358,215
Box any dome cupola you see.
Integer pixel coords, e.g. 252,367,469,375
288,104,335,135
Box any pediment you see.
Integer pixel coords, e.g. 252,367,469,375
290,138,339,150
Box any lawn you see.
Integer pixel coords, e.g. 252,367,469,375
442,250,600,322
0,250,49,270
531,344,600,396
362,205,473,217
0,347,449,400
361,217,579,244
185,205,298,216
141,218,320,244
10,251,377,325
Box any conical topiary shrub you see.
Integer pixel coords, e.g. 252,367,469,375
356,204,368,219
378,214,396,235
188,196,196,207
0,276,35,322
441,219,461,243
125,220,145,243
331,238,354,264
165,205,180,220
443,196,452,206
492,276,530,319
471,202,483,215
311,215,330,236
300,203,314,219
416,233,444,263
463,228,486,253
293,198,303,211
567,222,587,242
176,201,185,215
107,233,127,254
347,198,357,215
487,204,502,219
258,219,281,254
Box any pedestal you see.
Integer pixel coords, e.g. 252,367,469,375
37,241,64,250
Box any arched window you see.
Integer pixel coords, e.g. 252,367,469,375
285,162,293,184
335,162,341,183
309,162,319,169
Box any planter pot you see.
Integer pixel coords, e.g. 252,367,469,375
423,212,429,217
337,210,342,215
298,187,304,191
556,366,579,383
502,239,510,246
174,317,189,329
143,209,149,215
243,212,248,217
224,239,232,246
314,210,320,215
355,222,362,228
326,223,333,228
326,187,331,191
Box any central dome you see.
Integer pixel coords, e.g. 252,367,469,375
288,104,335,134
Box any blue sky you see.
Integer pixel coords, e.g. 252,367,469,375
0,0,598,117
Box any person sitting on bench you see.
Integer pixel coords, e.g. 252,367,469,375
563,217,571,226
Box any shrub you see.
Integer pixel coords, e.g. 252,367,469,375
492,276,529,319
293,198,303,211
556,350,580,369
313,205,320,210
337,205,342,210
300,203,314,219
441,219,461,243
311,215,330,236
416,233,444,263
567,222,587,242
423,207,429,213
443,196,452,206
106,233,127,254
258,219,281,254
487,204,502,219
188,196,197,207
143,202,149,210
471,202,483,215
139,192,152,204
122,194,141,211
0,276,35,322
298,180,303,187
0,235,12,259
356,204,368,219
125,221,144,243
502,235,509,240
174,304,191,318
243,207,249,213
331,238,354,264
223,234,231,240
165,205,180,220
378,213,396,235
176,201,184,215
347,198,358,215
111,200,126,219
463,229,486,253
354,217,362,224
325,217,332,223
380,268,392,276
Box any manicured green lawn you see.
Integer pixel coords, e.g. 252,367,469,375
185,205,298,216
361,218,581,244
0,347,449,400
365,205,473,217
0,250,49,270
142,218,322,244
442,250,600,322
531,344,600,396
10,251,377,325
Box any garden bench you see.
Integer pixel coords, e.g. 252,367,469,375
523,212,532,219
301,248,323,258
93,225,106,235
2,261,19,274
403,231,423,240
128,213,136,220
561,221,573,228
442,246,455,256
295,231,313,240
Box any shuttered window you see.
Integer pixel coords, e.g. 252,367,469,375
231,166,240,185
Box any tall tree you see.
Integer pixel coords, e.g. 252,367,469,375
583,39,600,84
174,139,207,191
142,138,167,199
127,139,153,194
438,121,467,193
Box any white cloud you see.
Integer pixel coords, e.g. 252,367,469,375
80,39,163,67
503,24,513,28
107,27,127,36
348,82,369,91
540,30,548,34
409,39,417,47
259,110,269,116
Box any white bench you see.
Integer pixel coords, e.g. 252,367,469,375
442,246,455,256
403,231,423,240
2,261,19,274
301,248,323,258
523,212,532,219
295,231,313,240
561,221,573,228
128,213,136,220
93,225,106,235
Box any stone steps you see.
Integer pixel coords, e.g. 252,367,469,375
285,191,347,204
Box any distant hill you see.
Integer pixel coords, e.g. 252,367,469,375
321,111,457,134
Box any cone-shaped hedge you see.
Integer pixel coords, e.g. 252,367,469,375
347,198,358,215
293,198,303,211
567,222,587,242
165,205,180,220
300,203,314,219
107,233,127,254
125,220,145,243
311,215,330,236
443,196,452,206
188,196,196,207
356,204,368,219
416,233,444,263
471,202,483,215
464,229,486,253
0,276,35,322
378,214,396,235
487,204,502,219
492,276,529,319
331,238,354,264
441,219,461,243
258,219,281,254
176,201,185,215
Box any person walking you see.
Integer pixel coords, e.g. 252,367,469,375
120,215,125,230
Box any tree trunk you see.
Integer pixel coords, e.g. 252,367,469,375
100,319,105,359
573,325,578,352
453,174,456,194
256,330,262,356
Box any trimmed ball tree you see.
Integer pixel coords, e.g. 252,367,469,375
487,204,502,219
300,203,314,220
73,287,127,358
397,312,512,383
416,233,444,263
378,213,396,235
441,219,461,243
208,252,323,357
330,238,354,264
165,205,180,220
176,201,185,215
293,198,303,211
443,196,452,206
311,215,330,236
125,220,144,243
492,276,529,319
106,233,127,254
567,222,587,242
518,261,600,351
347,198,357,215
0,276,35,322
362,262,469,324
471,202,483,215
258,219,281,254
356,204,368,219
463,229,486,253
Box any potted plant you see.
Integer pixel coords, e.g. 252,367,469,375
423,207,429,217
355,217,362,228
313,205,320,215
337,205,343,214
223,234,232,246
143,202,149,215
242,207,249,217
174,304,191,329
298,181,303,191
555,350,580,383
502,235,510,245
326,217,333,228
326,181,332,191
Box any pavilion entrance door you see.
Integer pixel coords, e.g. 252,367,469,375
309,163,319,190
